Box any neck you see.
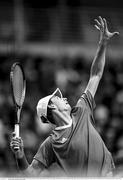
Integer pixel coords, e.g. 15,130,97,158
52,109,72,127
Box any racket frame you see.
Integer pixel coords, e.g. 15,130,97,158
10,62,26,137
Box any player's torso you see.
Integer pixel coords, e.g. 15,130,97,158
51,107,112,177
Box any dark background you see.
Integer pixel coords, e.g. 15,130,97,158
0,0,123,177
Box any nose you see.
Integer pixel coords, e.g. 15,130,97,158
63,98,67,101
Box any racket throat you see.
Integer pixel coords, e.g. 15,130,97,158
16,107,21,123
14,108,21,138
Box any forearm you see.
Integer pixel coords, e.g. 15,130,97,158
90,40,108,79
16,156,36,177
16,156,45,177
11,135,44,177
84,16,118,97
15,153,29,175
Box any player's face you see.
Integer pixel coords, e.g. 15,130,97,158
51,95,71,113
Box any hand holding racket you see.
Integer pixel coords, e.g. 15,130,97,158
10,132,24,157
10,62,26,138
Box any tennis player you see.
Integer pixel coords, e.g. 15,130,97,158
10,16,119,177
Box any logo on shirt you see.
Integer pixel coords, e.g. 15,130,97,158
61,137,67,143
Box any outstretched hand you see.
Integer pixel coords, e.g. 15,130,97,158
94,16,119,43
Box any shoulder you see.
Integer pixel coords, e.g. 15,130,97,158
80,90,96,111
71,90,96,116
39,136,52,148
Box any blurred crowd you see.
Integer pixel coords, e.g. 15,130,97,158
0,54,123,176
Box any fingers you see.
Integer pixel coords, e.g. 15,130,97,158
95,16,119,32
10,141,20,150
10,135,23,152
94,25,100,31
94,17,103,31
103,18,107,31
94,19,101,27
12,132,16,137
98,16,120,36
94,16,105,31
99,16,104,27
94,16,119,42
11,137,22,143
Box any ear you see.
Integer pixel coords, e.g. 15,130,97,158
48,104,57,110
41,116,49,123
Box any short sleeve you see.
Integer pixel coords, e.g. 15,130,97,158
101,152,115,176
33,136,55,167
81,90,96,112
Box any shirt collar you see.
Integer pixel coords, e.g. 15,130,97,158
55,118,72,130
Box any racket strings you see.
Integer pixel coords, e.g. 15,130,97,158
12,65,25,107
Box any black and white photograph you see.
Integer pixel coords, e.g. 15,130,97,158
0,0,123,178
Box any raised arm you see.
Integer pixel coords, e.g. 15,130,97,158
84,16,119,97
10,132,45,177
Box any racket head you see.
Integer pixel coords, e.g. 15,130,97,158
10,62,26,121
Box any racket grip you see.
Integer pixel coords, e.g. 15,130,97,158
14,124,20,137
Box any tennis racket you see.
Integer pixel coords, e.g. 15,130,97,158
10,62,26,138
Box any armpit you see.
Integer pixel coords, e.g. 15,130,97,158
31,159,46,170
27,159,46,176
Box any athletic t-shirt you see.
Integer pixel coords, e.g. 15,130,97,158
34,90,115,177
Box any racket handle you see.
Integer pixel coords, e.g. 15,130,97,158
14,124,20,137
